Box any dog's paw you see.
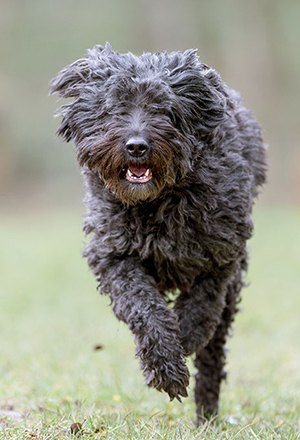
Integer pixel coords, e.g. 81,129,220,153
180,336,196,357
179,320,207,356
143,358,190,401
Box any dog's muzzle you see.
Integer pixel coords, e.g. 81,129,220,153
125,137,153,183
126,137,149,158
125,165,152,183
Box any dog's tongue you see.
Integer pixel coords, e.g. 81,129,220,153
126,164,152,183
129,165,148,177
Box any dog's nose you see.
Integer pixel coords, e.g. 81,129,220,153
125,137,149,158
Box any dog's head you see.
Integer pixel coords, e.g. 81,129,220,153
50,43,231,205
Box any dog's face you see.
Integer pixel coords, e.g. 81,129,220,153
50,43,229,205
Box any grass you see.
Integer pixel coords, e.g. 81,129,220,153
0,206,300,439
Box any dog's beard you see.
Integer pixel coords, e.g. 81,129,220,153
76,133,177,205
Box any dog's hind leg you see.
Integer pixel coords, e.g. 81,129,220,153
194,323,227,423
194,271,242,425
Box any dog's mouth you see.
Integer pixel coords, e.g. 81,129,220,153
125,164,153,183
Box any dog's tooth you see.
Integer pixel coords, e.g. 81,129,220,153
127,169,133,177
145,169,150,177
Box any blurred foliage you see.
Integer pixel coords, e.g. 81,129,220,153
1,0,300,206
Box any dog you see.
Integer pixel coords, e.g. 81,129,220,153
50,43,267,425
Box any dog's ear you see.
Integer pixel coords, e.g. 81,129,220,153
50,44,114,141
49,58,90,98
49,58,91,141
168,50,232,136
50,43,114,98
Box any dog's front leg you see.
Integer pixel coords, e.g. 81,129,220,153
174,264,238,356
101,257,190,401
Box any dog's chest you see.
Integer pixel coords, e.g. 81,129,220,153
126,203,210,290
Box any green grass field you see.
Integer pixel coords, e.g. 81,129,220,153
1,207,300,439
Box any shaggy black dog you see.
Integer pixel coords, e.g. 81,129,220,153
50,43,266,424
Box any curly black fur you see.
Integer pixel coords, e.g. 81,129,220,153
50,43,267,425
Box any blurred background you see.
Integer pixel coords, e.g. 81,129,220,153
1,0,300,209
1,0,300,430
